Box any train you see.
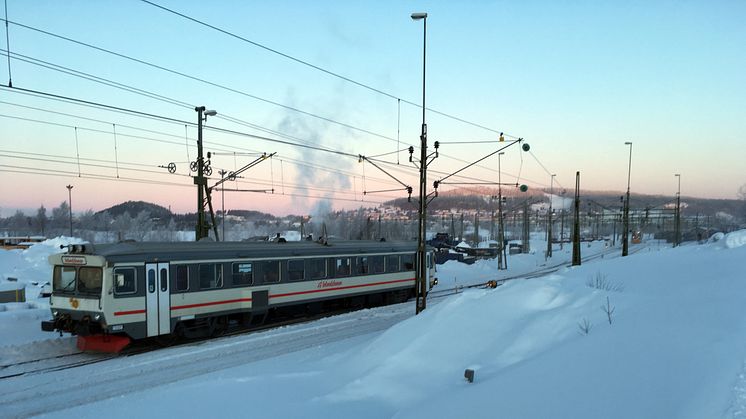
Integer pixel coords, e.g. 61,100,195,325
41,239,437,352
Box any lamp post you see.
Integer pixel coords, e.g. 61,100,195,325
66,184,73,237
411,12,428,314
674,173,681,247
622,141,633,256
195,106,217,241
546,174,556,259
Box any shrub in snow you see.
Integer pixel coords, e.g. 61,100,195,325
586,271,624,293
578,318,592,335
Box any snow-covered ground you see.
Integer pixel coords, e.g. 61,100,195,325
2,232,746,418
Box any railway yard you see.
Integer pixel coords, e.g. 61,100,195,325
3,234,746,418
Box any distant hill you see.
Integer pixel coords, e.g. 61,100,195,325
385,188,745,218
96,201,172,219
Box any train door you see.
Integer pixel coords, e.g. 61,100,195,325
145,262,171,337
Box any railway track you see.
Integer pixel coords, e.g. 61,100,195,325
0,243,645,383
429,243,645,298
0,305,377,381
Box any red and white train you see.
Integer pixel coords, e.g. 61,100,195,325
42,240,437,351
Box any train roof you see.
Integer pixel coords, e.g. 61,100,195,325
68,240,421,263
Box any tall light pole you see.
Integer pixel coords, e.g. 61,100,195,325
66,184,73,237
546,174,556,259
622,141,633,256
195,106,217,241
411,12,428,314
674,173,681,247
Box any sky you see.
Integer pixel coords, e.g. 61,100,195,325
1,0,745,217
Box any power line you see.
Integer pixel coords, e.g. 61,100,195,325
138,1,524,139
2,20,399,144
2,84,553,200
2,48,553,187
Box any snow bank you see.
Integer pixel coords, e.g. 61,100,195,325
9,236,746,418
722,229,746,249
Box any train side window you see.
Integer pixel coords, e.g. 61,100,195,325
113,267,137,295
199,264,223,290
232,262,253,286
288,260,305,281
385,255,399,273
370,256,384,274
402,254,415,271
175,265,189,291
259,261,280,283
308,258,327,280
357,257,369,275
335,258,351,277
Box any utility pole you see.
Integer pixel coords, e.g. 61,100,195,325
622,141,633,256
219,169,227,241
497,152,506,269
674,174,681,247
560,209,565,250
572,172,581,266
522,199,531,254
194,106,217,241
66,184,73,237
411,11,430,314
546,174,555,259
474,212,479,245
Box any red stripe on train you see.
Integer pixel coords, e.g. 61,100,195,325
171,297,253,311
113,309,146,316
270,278,415,299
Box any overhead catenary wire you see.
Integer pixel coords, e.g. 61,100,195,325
0,21,399,144
2,84,550,201
2,48,530,187
136,1,524,140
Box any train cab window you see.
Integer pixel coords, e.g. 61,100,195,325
308,258,327,280
232,262,253,286
357,257,369,275
385,255,399,273
259,261,280,283
175,265,189,291
335,258,351,277
53,266,77,293
199,264,223,289
288,260,305,281
370,256,384,274
78,267,102,295
113,267,137,295
402,254,415,271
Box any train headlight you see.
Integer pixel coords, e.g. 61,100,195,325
94,314,101,321
52,310,59,317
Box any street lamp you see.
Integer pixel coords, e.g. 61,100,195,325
66,184,73,237
622,141,632,256
195,106,217,241
546,174,556,259
674,173,681,247
411,11,428,314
